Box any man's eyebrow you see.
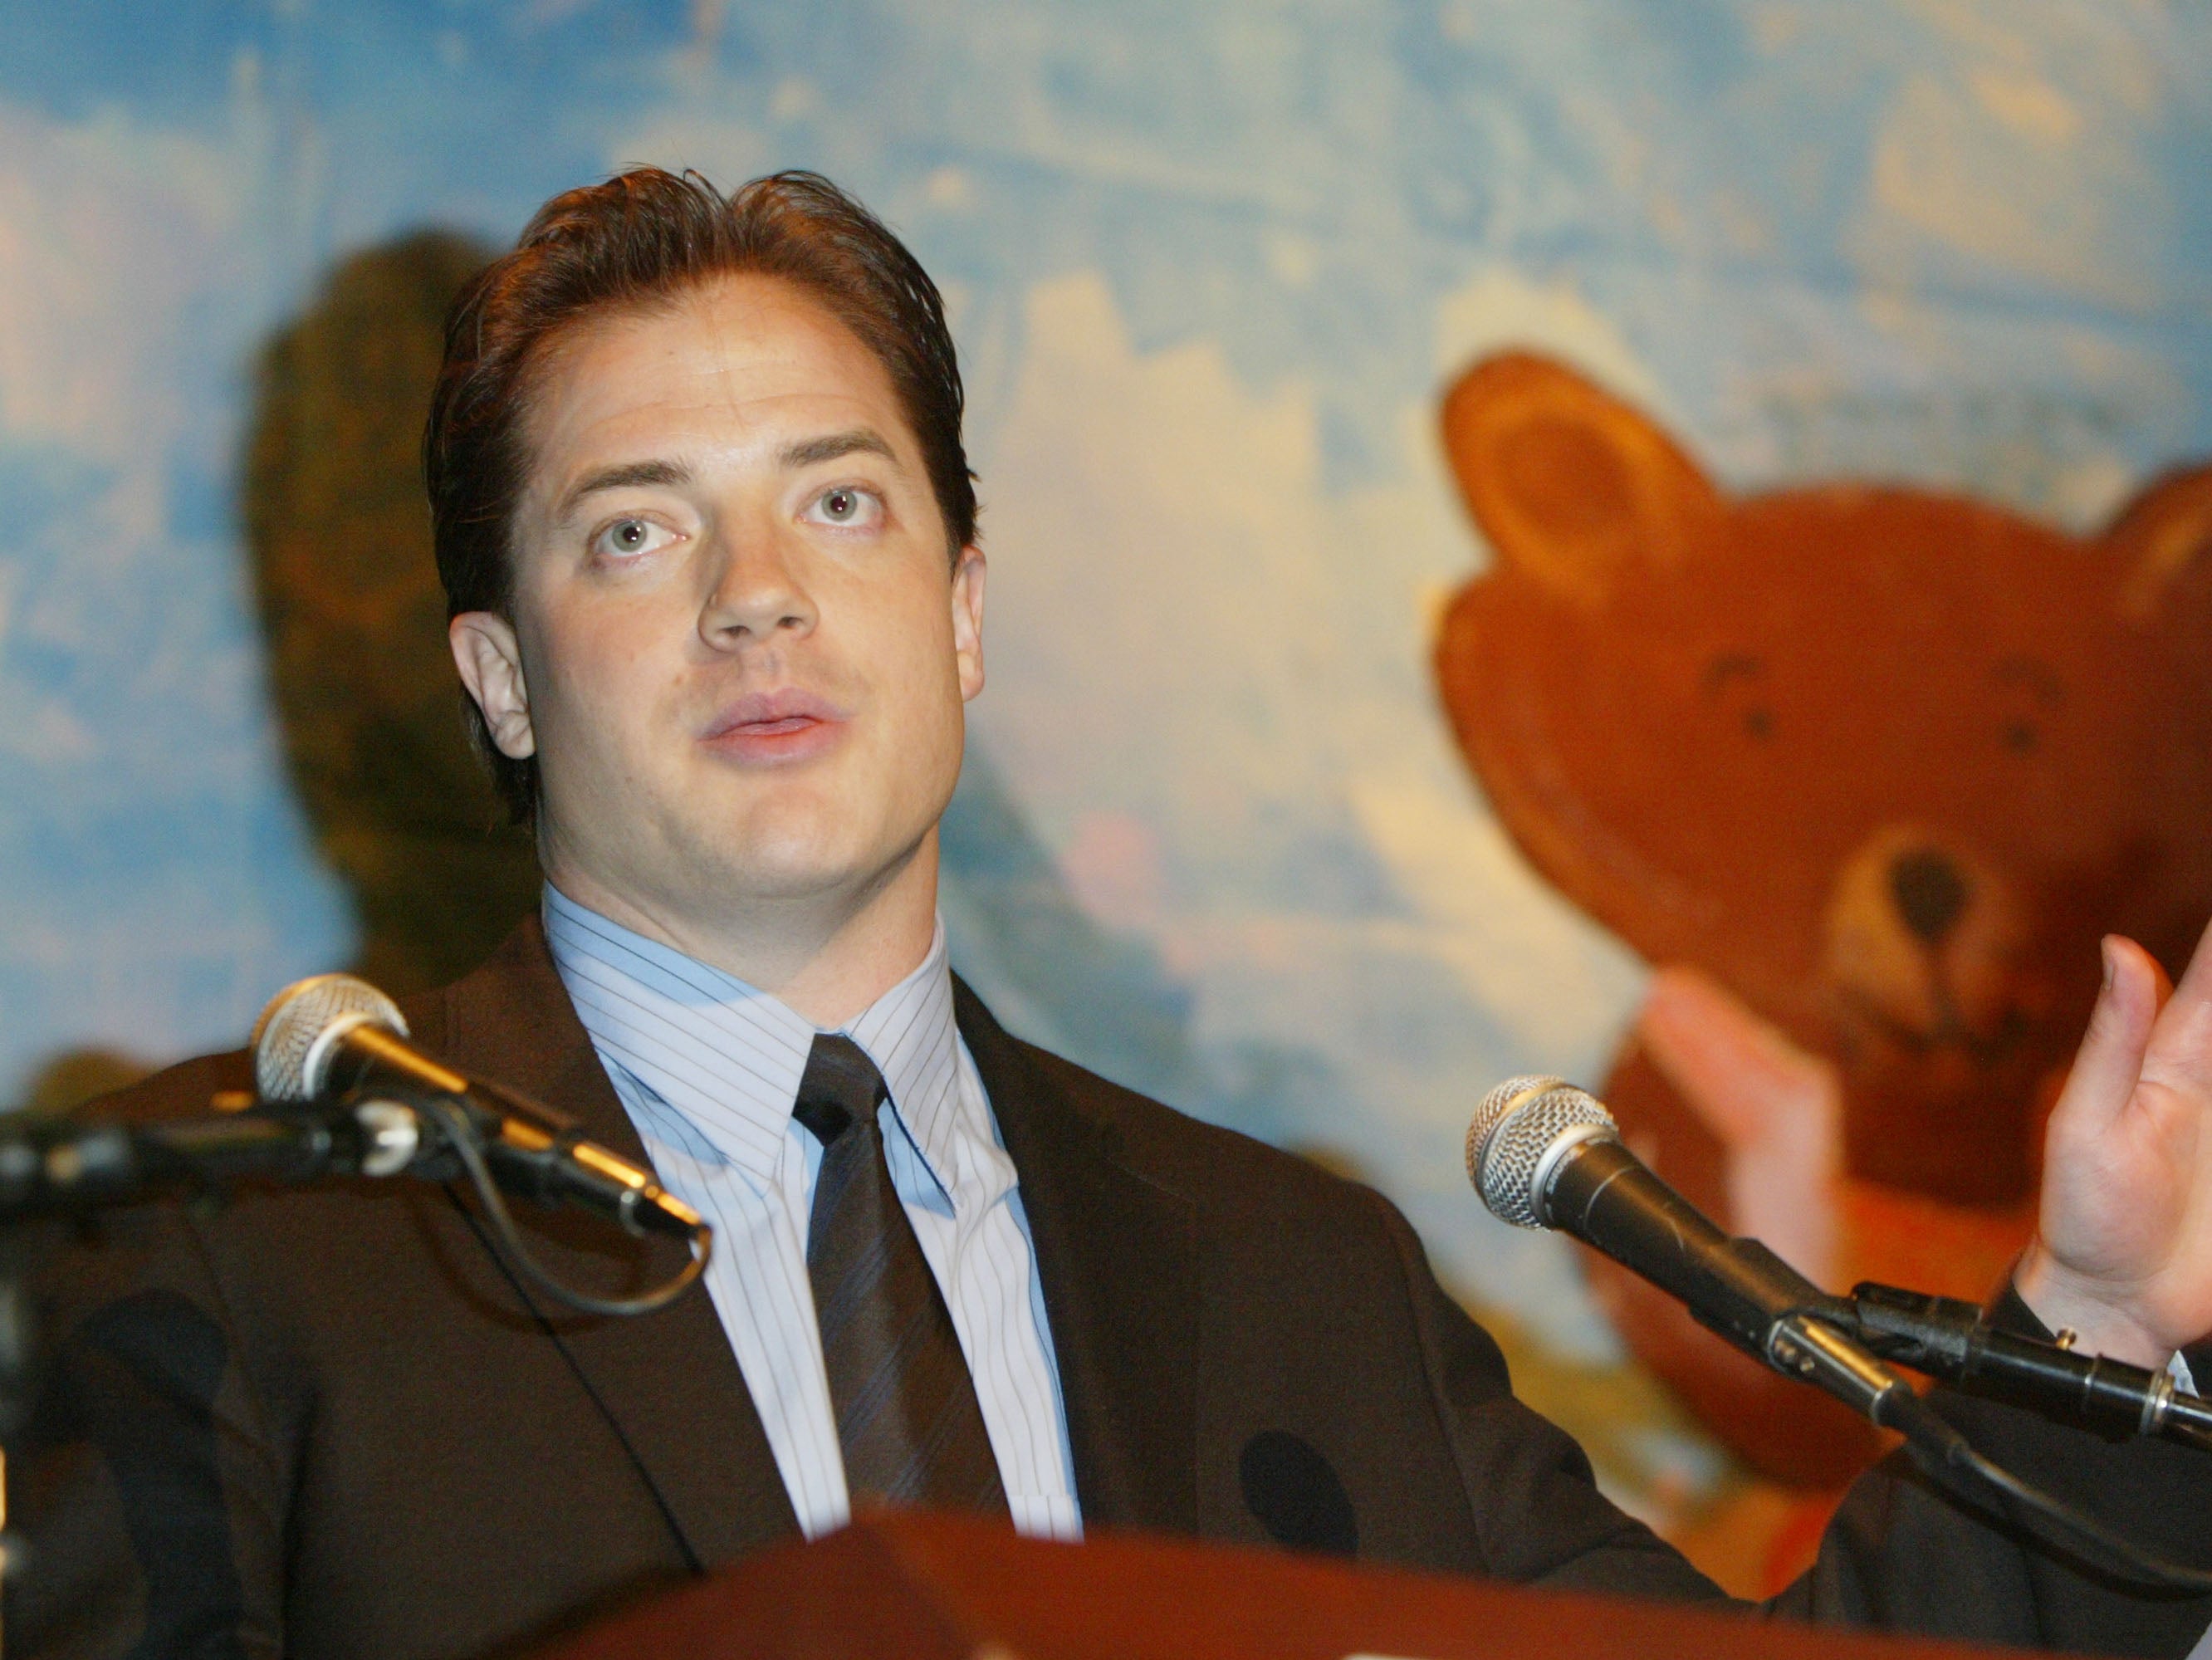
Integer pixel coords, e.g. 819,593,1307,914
778,428,900,471
555,458,692,520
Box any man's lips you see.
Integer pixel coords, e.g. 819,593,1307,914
699,690,851,761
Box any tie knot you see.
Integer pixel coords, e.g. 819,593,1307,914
793,1032,887,1148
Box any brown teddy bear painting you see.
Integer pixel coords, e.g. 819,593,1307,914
1432,351,2212,1581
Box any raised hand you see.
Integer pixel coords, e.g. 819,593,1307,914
2015,920,2212,1367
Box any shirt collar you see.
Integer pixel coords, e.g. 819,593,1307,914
541,884,971,1202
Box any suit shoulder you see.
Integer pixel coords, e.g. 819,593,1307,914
85,1047,254,1124
1002,1034,1397,1228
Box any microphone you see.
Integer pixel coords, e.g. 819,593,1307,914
251,974,701,1242
1469,1077,2212,1594
1466,1076,1919,1427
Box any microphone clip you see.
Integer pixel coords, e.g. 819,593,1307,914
1767,1312,1921,1429
1847,1281,2212,1452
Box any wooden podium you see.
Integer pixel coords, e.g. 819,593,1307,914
529,1511,2024,1660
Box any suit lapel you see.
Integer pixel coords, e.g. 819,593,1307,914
953,977,1201,1535
427,918,800,1566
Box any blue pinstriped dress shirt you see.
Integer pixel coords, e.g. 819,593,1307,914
541,884,1082,1540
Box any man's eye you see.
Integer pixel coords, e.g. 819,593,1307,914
809,487,880,527
590,517,677,559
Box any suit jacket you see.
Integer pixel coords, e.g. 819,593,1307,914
9,919,2211,1658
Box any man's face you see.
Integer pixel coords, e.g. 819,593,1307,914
453,274,984,943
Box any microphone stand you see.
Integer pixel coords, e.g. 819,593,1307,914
0,1222,34,1660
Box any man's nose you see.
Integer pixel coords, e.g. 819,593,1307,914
699,527,816,647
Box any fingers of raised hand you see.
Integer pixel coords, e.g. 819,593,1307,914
2140,917,2212,1101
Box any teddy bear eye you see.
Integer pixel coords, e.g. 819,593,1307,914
1993,655,2062,756
1703,652,1774,741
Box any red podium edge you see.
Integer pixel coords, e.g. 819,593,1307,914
528,1510,2033,1660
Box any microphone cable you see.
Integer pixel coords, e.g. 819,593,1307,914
1882,1388,2212,1594
417,1092,709,1320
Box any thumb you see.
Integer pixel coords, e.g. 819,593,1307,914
2051,936,2161,1135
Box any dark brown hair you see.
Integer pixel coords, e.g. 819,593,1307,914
424,168,977,821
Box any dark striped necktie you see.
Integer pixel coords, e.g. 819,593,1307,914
792,1032,1009,1518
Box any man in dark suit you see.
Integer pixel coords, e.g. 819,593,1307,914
12,168,2212,1658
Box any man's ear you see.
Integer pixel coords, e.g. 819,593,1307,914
449,611,537,760
951,545,986,703
1440,350,1721,606
2104,463,2212,621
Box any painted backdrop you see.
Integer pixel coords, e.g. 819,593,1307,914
3,0,2210,1583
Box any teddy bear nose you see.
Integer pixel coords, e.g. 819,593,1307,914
1889,849,1970,945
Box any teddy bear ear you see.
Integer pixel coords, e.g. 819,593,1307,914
1440,351,1722,605
2104,463,2212,621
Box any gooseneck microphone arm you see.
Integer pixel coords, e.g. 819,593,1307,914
0,1096,423,1219
1848,1281,2212,1454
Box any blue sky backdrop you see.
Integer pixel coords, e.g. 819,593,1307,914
2,1,2210,1405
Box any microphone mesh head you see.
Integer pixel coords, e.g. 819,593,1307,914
250,973,408,1101
1465,1075,1617,1228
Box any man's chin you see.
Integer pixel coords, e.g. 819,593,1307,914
678,820,914,911
546,786,937,939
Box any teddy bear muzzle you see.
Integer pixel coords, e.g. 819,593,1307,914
1818,824,2061,1202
